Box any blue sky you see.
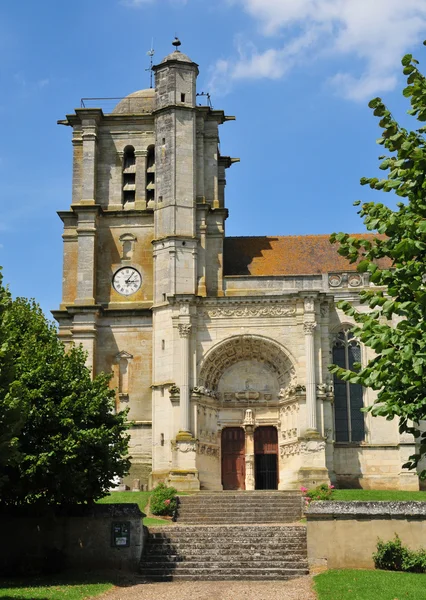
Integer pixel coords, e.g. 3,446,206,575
1,0,426,317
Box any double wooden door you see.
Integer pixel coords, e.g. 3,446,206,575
221,428,245,490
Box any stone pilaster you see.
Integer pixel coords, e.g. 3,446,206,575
75,109,102,205
304,321,318,433
178,323,192,434
74,206,100,306
244,410,255,490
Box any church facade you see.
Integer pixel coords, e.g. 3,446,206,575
53,43,419,492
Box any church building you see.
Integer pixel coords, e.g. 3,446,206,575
53,41,419,492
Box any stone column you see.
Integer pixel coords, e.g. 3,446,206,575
178,323,192,434
135,150,147,210
304,321,318,433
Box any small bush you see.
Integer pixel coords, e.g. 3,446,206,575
374,535,407,571
301,483,334,507
150,483,177,516
373,535,426,573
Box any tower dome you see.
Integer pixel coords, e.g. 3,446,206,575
112,88,155,115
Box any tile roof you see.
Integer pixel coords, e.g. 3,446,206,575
223,235,387,277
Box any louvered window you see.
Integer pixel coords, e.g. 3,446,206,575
333,329,365,442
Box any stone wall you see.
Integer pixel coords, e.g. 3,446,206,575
0,504,145,573
306,501,426,569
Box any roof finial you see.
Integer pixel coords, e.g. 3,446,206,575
172,37,181,51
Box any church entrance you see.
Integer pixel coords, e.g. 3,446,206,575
254,426,278,490
221,427,245,490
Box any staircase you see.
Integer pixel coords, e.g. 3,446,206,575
140,492,308,581
176,490,303,524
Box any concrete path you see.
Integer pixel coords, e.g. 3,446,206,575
100,576,317,600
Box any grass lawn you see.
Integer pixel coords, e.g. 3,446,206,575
332,489,426,502
314,569,426,600
97,491,170,526
0,575,113,600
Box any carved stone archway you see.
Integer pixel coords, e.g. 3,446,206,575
199,334,295,393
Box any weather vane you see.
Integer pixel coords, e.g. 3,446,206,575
146,40,155,89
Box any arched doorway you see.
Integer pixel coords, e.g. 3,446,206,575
221,428,245,490
254,426,278,490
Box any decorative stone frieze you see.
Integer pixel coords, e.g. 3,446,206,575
202,304,296,318
198,444,219,458
172,440,197,453
300,440,326,454
280,442,300,458
328,272,365,289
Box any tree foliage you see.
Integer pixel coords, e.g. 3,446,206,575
330,42,426,474
0,272,130,506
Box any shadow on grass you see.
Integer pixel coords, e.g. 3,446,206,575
0,569,138,589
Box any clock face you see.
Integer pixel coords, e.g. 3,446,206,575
112,267,142,296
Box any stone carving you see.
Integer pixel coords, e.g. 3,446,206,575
280,402,299,440
349,274,363,287
245,455,255,489
329,274,342,287
199,335,295,393
169,384,180,396
324,428,333,441
179,303,190,315
192,386,217,398
202,304,296,318
329,272,364,288
243,408,254,426
316,383,327,394
304,297,315,313
303,322,317,335
175,441,197,453
320,303,330,318
178,323,192,337
280,443,300,458
235,390,260,401
198,444,219,458
300,440,326,454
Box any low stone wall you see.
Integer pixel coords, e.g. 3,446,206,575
306,502,426,569
0,503,145,573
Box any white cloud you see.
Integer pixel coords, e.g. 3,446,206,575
213,0,426,100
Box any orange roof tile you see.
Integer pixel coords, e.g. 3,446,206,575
224,234,387,277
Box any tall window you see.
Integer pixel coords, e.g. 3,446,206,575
332,329,365,442
122,146,136,205
146,145,155,204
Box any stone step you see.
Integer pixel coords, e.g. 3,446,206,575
140,574,308,582
149,525,305,532
149,528,305,536
145,552,307,561
141,521,308,582
177,502,302,505
143,559,307,569
141,566,308,580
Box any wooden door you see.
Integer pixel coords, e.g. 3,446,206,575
254,426,278,490
221,428,246,490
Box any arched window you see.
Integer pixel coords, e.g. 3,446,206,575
332,329,365,443
122,146,136,205
146,145,155,205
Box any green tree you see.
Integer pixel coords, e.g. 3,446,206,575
0,276,130,506
0,270,25,489
330,43,426,475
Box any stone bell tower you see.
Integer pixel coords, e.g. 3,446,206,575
152,38,199,302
